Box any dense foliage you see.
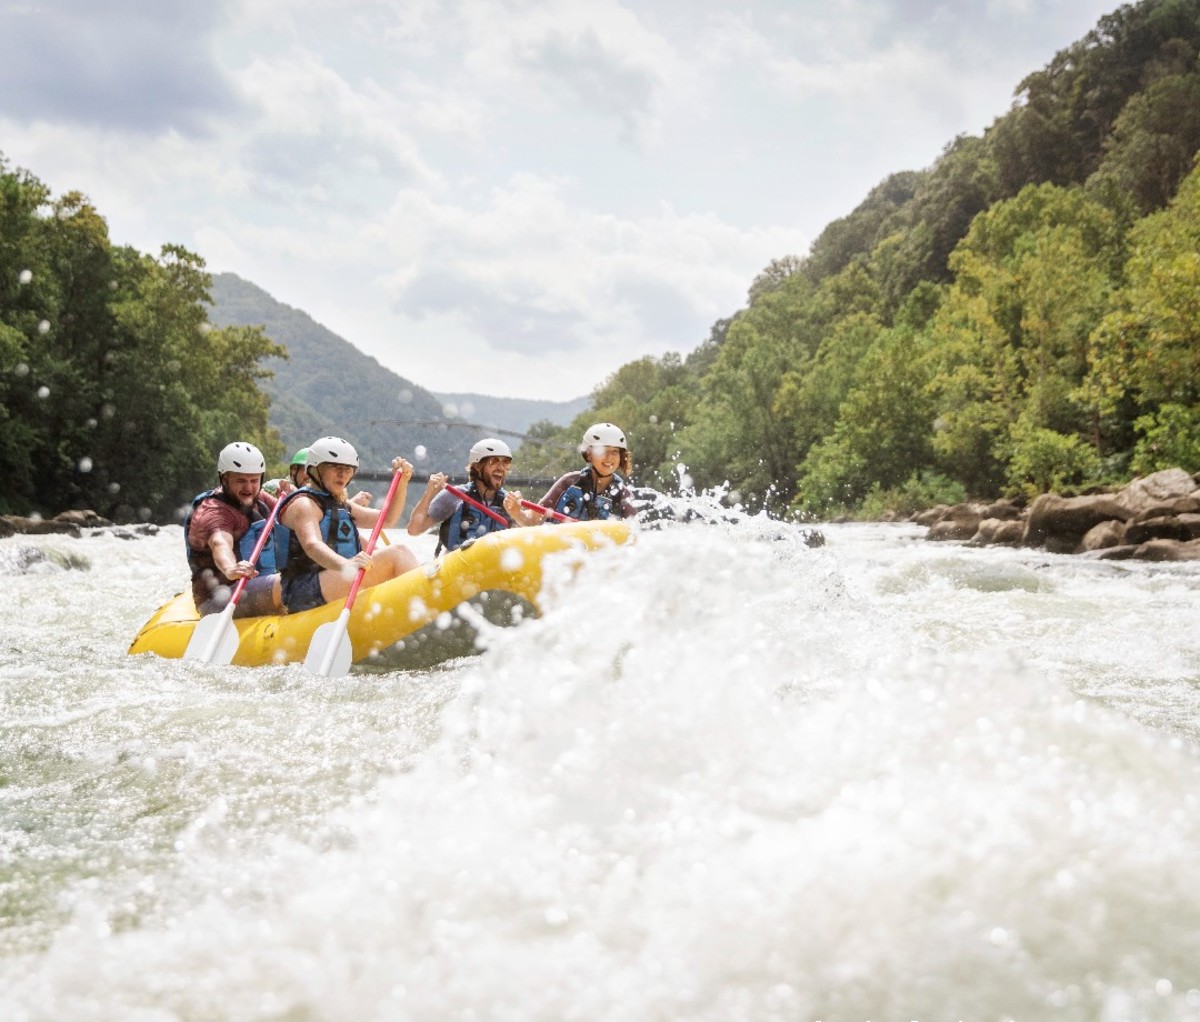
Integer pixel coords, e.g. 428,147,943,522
514,0,1200,518
0,158,284,520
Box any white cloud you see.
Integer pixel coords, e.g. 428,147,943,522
0,0,1120,400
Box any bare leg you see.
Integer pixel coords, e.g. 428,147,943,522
317,544,419,604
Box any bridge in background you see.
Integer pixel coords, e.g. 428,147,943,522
356,469,558,488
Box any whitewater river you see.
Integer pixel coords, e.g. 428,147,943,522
3,512,1200,1021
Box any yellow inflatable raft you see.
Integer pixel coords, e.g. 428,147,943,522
129,520,632,669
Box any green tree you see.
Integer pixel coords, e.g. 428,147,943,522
925,183,1122,493
1002,419,1102,496
1088,71,1200,215
1130,403,1200,474
1086,157,1200,421
794,321,937,514
0,155,285,519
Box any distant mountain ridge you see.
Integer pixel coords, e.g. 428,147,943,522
433,392,591,441
207,273,587,471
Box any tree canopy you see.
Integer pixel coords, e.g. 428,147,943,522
517,0,1200,518
0,157,285,521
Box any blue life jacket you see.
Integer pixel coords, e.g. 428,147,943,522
554,468,628,521
438,483,511,554
275,486,361,578
183,489,278,579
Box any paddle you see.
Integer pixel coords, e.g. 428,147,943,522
444,484,573,525
304,467,406,679
518,497,572,523
445,484,510,526
184,496,283,665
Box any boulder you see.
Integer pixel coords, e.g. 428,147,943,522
54,509,114,529
1079,519,1126,551
982,498,1023,521
912,505,950,527
1123,515,1195,546
1127,495,1200,524
991,520,1025,545
927,503,985,541
0,516,82,538
1092,544,1140,561
1179,513,1200,539
1115,468,1197,514
1022,493,1131,550
1129,538,1200,562
970,518,1024,546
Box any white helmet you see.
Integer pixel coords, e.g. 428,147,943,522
469,437,513,464
307,436,359,468
217,441,266,476
579,422,627,458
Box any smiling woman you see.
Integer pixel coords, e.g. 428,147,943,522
276,435,419,614
536,421,638,522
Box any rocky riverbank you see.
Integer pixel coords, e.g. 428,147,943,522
908,467,1200,561
0,510,159,541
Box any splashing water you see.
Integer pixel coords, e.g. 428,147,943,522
2,519,1200,1020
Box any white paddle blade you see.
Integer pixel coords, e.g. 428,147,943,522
304,612,354,678
184,611,240,665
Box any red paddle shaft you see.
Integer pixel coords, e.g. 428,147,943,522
343,467,407,608
445,484,573,525
228,496,283,605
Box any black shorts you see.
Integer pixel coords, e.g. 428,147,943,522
197,575,279,618
281,572,327,614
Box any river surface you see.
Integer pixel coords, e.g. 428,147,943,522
3,514,1200,1021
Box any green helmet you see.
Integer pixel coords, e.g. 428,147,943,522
290,448,309,467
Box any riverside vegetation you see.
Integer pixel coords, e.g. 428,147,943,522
4,0,1200,527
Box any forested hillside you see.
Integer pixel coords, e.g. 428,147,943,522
207,272,467,472
0,161,283,520
5,0,1199,524
207,274,589,472
518,0,1200,518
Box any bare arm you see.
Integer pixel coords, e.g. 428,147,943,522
407,472,448,535
208,530,258,579
281,496,355,572
349,457,413,532
503,491,541,527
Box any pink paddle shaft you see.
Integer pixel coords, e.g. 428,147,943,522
343,467,407,608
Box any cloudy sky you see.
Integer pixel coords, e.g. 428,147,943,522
1,0,1119,401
